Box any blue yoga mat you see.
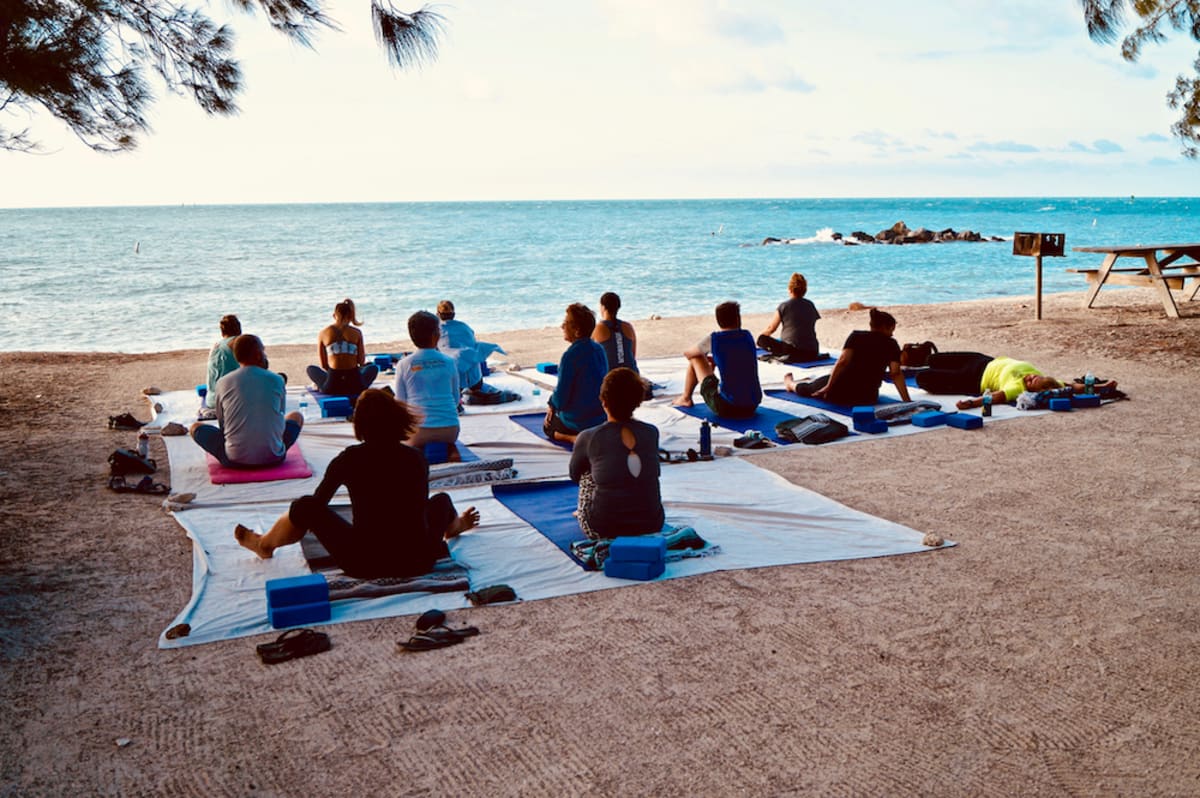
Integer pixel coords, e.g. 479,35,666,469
492,480,589,566
509,412,572,449
755,348,837,368
765,389,900,416
674,403,802,445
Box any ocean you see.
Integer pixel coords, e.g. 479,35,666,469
1,197,1194,353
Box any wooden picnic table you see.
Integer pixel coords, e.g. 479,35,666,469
1069,243,1200,318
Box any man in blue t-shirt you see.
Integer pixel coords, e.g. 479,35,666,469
672,301,762,418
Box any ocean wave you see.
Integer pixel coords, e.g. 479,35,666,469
763,227,842,245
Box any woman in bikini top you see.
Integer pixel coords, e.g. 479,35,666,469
306,299,378,396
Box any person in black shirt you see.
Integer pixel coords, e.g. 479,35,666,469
783,308,911,406
233,389,479,578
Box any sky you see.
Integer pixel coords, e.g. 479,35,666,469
2,0,1199,208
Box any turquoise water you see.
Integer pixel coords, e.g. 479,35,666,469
0,197,1195,352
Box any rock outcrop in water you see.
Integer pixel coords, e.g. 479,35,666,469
762,221,1005,246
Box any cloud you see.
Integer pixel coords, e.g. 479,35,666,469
1139,132,1169,143
1067,139,1125,154
967,140,1039,153
710,9,786,46
924,130,958,141
1148,157,1176,166
703,64,814,95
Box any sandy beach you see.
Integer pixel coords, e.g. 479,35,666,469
2,287,1198,796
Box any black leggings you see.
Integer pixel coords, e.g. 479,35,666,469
915,352,993,395
306,365,380,396
289,492,457,578
756,334,820,364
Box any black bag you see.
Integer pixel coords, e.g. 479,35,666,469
900,340,938,367
774,413,850,445
465,584,517,605
108,448,157,475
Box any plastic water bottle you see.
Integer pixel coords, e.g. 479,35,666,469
299,398,309,420
1084,371,1095,395
699,421,712,458
137,431,150,458
981,391,992,417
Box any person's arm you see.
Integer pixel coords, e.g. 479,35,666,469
682,344,704,360
956,390,1004,410
392,363,408,402
759,310,782,338
889,361,911,402
317,328,330,370
312,454,344,504
568,430,590,481
592,324,610,344
812,351,852,399
354,327,366,367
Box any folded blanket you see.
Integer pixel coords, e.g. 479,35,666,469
570,525,720,571
429,457,518,489
300,533,469,601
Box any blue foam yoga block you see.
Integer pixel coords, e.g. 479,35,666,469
1049,397,1073,412
912,410,950,427
608,535,667,563
1071,393,1101,408
536,362,558,375
269,600,332,629
319,396,353,417
604,558,665,581
851,406,877,425
945,412,983,430
854,418,888,434
423,441,450,464
373,354,393,370
266,573,329,608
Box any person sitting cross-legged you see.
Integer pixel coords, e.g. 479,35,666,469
233,389,479,578
190,334,303,468
673,300,762,418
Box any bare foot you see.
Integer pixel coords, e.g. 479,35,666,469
444,506,481,540
234,524,273,559
783,373,796,393
672,395,694,408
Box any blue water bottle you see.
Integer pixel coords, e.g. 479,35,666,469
699,421,712,458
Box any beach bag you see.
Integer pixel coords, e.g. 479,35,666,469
900,340,938,367
108,448,157,475
774,414,850,445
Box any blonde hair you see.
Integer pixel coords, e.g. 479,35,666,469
334,298,361,326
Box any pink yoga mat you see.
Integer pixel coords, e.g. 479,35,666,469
206,444,313,484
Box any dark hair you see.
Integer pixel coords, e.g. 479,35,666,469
599,292,621,314
565,303,596,339
715,301,741,329
231,334,263,365
869,308,896,330
334,298,361,325
408,310,441,349
600,367,647,422
219,314,241,337
353,389,419,443
437,299,455,320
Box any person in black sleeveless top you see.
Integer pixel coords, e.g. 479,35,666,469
592,292,640,374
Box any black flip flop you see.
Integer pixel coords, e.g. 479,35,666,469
398,625,480,652
108,475,170,495
108,413,147,430
256,628,331,664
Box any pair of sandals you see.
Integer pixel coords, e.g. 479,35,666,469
398,609,479,652
108,475,170,495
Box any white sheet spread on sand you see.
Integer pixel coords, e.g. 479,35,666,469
160,457,951,648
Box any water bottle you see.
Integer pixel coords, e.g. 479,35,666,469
981,391,992,417
699,421,712,458
137,432,150,458
299,398,309,420
1084,371,1095,395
